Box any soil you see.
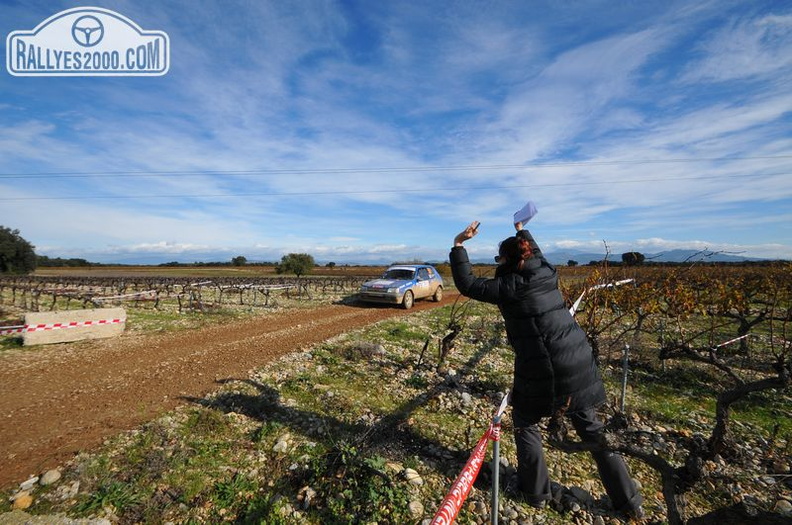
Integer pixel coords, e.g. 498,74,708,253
0,295,459,490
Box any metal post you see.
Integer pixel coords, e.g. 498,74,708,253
490,415,501,525
620,344,629,413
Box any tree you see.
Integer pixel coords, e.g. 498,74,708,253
231,255,248,266
621,251,645,266
277,253,315,277
0,226,37,274
567,260,579,267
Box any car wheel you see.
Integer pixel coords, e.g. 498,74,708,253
401,290,414,309
432,286,443,302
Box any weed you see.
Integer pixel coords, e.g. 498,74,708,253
250,420,284,443
405,373,429,389
212,472,258,509
303,440,413,524
74,480,141,515
184,408,229,436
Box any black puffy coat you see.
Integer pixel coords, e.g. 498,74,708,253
449,230,605,421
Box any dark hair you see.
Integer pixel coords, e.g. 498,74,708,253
498,235,533,270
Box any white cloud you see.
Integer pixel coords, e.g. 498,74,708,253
681,13,792,83
1,1,790,264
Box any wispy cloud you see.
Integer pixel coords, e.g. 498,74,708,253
0,0,790,263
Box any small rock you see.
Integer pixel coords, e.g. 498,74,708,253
770,459,790,474
409,500,425,517
20,477,39,491
40,469,61,486
273,440,289,453
569,486,594,506
775,499,792,515
760,476,776,486
403,468,423,486
11,491,33,510
385,461,403,473
298,486,317,509
461,392,473,406
55,480,80,501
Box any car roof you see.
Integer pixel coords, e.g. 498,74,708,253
387,265,433,270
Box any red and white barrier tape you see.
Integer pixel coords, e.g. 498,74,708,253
0,318,123,336
430,394,510,525
430,424,497,525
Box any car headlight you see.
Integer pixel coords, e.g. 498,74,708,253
387,287,398,293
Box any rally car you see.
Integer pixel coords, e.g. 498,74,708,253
358,264,443,309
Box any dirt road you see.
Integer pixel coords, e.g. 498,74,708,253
0,295,458,489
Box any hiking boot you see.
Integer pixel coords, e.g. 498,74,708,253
624,505,645,521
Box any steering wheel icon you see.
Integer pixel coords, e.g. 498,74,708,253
72,15,104,47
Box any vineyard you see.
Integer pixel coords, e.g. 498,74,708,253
1,263,791,524
0,274,375,317
550,262,792,524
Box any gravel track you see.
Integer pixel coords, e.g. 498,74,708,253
0,295,458,489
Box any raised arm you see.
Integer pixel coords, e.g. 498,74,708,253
449,245,502,304
449,221,503,304
515,223,543,258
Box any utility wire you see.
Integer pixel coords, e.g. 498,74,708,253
0,171,785,201
0,155,790,179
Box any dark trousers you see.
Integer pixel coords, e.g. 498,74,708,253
513,407,642,512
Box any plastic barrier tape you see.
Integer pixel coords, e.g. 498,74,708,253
430,392,510,524
430,424,497,525
0,319,122,336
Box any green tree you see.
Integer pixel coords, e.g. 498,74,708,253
621,251,645,266
231,255,248,266
0,226,37,274
277,253,315,277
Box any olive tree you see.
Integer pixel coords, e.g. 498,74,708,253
0,226,37,274
277,253,315,277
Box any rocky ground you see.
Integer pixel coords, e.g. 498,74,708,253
0,295,457,489
1,298,790,524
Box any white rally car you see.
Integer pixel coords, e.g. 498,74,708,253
358,264,443,309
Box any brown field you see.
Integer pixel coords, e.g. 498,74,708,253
33,264,390,279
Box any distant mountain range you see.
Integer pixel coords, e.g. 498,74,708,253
42,248,778,268
539,249,766,265
464,249,769,266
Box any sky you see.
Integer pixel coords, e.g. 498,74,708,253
1,0,791,265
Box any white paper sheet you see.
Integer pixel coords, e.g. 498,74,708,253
513,201,538,224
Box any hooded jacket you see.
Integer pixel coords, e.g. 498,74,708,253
449,229,605,420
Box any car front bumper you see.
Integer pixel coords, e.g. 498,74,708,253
358,290,404,304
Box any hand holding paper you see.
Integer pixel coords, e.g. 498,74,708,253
513,201,538,225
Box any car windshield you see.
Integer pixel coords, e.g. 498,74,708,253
383,269,415,280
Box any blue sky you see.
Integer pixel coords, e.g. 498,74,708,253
1,0,791,264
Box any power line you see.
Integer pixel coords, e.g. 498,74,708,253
0,171,783,201
0,154,790,179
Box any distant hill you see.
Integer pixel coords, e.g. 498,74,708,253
468,249,770,266
543,249,767,265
